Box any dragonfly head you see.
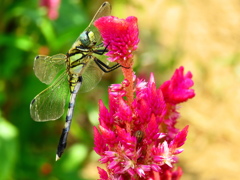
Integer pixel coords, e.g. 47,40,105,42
79,31,96,47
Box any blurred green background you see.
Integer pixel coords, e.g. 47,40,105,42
1,0,240,179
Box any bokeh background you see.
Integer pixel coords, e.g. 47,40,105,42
1,0,240,179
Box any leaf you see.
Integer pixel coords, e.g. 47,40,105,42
0,115,18,180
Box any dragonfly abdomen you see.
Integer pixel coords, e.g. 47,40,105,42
56,77,82,161
68,74,80,93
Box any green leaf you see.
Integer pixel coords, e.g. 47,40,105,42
0,114,18,180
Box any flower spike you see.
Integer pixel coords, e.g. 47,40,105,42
94,72,194,179
94,8,194,180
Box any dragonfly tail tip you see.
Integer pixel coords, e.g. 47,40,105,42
56,154,61,161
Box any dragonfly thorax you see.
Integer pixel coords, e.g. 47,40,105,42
79,31,96,47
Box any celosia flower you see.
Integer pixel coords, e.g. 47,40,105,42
94,12,195,180
95,16,140,105
94,16,139,67
94,69,195,180
40,0,61,20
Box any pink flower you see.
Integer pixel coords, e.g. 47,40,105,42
94,71,194,180
40,0,61,20
95,16,139,105
94,16,139,67
160,66,195,104
160,67,195,140
94,11,194,180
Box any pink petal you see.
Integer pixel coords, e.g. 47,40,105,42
160,66,195,104
97,167,109,180
170,125,189,149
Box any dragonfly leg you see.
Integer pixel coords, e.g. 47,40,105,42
94,58,121,73
94,42,104,48
93,43,109,55
94,42,130,70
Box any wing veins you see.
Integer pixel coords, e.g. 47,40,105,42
85,2,111,31
30,72,69,121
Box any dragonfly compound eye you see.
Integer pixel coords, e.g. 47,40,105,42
79,31,96,47
79,31,91,47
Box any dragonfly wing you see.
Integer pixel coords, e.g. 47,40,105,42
85,2,111,29
30,72,69,122
79,57,105,93
71,2,111,48
86,2,111,44
34,54,66,85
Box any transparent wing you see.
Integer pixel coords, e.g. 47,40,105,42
85,2,111,30
79,57,105,93
85,1,111,43
72,2,111,47
30,72,69,122
33,54,67,85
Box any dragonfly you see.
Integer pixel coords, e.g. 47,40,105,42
30,2,121,161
